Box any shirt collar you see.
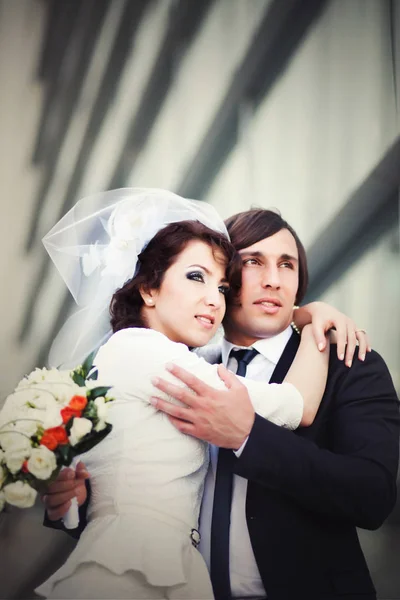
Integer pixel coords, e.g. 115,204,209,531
221,326,293,367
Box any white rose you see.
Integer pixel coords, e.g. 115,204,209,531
85,378,109,390
0,415,40,444
1,389,38,415
44,383,86,407
3,481,37,508
0,491,5,512
1,400,62,435
16,368,85,407
1,410,44,438
0,431,32,453
84,379,98,390
5,447,31,474
94,397,108,420
68,418,93,446
94,420,106,432
16,367,72,388
29,383,83,408
16,367,49,387
18,406,61,431
27,446,57,480
10,418,40,437
0,390,60,431
42,408,63,429
94,397,108,432
27,392,59,411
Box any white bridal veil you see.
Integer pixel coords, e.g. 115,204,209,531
43,188,229,369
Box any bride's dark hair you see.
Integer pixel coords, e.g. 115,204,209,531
110,220,241,332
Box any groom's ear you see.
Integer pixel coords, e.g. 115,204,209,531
139,285,157,307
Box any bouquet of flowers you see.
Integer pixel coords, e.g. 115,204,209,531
0,352,114,519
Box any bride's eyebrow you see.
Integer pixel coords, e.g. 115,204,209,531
186,264,210,275
186,263,210,273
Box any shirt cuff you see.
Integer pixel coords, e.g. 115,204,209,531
233,436,249,457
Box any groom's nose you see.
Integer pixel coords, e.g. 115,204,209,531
260,264,281,289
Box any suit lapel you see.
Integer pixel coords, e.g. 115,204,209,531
269,331,300,384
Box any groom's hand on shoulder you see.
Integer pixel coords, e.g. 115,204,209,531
42,461,89,521
150,363,255,449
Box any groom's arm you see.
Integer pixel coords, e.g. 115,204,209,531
151,349,399,529
235,350,399,529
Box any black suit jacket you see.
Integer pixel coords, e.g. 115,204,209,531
45,334,399,600
233,333,400,600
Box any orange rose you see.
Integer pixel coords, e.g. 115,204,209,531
21,460,29,473
44,426,68,445
40,432,58,450
61,406,82,424
68,395,88,411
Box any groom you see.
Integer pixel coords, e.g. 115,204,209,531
150,208,400,600
44,208,399,600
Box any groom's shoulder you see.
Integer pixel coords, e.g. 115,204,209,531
328,344,394,381
193,342,222,364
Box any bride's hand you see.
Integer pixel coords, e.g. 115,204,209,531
42,461,89,521
293,301,370,367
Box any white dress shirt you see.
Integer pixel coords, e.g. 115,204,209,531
199,326,293,599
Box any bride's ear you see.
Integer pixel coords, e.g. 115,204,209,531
139,285,156,307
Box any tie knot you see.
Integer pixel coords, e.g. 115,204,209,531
230,348,259,377
230,348,258,365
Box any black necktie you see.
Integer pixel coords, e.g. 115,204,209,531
210,347,259,600
230,348,259,376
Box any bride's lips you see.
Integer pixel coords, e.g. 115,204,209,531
195,314,215,329
253,298,282,315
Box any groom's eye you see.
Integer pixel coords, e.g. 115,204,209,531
218,285,230,296
242,258,259,266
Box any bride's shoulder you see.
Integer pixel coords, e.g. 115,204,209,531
101,327,189,357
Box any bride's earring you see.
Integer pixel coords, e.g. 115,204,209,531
146,299,154,306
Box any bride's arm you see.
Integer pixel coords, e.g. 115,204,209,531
233,325,329,429
283,324,329,426
293,301,370,365
138,334,315,431
96,329,306,432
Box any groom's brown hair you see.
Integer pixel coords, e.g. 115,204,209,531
225,208,309,304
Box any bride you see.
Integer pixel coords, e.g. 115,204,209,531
38,189,365,600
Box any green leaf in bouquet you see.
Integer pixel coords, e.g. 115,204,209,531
71,423,113,455
80,350,98,379
87,368,98,381
71,371,86,387
87,386,112,401
1,470,14,489
56,444,74,466
64,418,74,435
83,402,98,420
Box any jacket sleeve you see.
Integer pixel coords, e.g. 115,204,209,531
234,350,400,530
43,479,91,539
96,329,303,429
